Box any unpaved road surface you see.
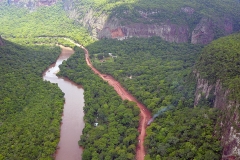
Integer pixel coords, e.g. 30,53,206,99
80,46,152,160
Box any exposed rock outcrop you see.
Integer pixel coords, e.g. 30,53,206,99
98,22,190,43
191,17,234,44
74,8,191,43
66,6,235,44
194,73,240,160
79,9,108,39
191,17,214,44
6,0,237,44
8,0,57,9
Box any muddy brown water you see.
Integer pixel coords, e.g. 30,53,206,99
43,46,85,160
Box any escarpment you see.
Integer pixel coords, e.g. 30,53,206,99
5,0,240,44
98,21,190,43
63,2,240,44
194,74,240,160
194,33,240,159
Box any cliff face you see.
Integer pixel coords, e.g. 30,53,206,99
7,0,57,9
194,73,240,160
191,17,233,44
5,0,238,44
65,6,235,44
98,21,190,43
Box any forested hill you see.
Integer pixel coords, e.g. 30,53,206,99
0,39,64,159
196,33,240,101
4,0,240,44
0,3,94,46
194,33,240,159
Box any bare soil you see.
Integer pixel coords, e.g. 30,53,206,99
82,46,152,160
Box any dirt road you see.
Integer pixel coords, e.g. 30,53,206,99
81,46,152,160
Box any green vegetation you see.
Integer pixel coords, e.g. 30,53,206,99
0,40,64,159
196,33,240,101
85,37,222,159
91,53,115,63
0,2,97,159
145,107,221,160
0,2,94,46
1,0,236,159
58,47,140,159
88,37,202,113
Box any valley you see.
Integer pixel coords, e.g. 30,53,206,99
76,42,152,160
1,0,240,159
43,46,85,160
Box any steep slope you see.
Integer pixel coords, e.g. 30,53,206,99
195,33,240,159
4,0,240,44
63,0,240,44
0,39,64,159
0,3,93,46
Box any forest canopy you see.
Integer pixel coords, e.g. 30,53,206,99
61,37,222,159
58,47,140,159
0,39,64,159
196,33,240,101
0,2,94,46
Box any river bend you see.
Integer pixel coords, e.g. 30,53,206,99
43,46,85,160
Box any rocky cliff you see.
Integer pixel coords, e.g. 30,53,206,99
7,0,57,9
65,5,237,44
5,0,240,44
194,73,240,160
98,21,190,43
85,12,191,43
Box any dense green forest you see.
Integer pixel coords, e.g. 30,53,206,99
0,2,94,46
0,3,96,158
88,37,201,113
1,0,238,159
58,47,140,159
0,39,64,159
145,108,221,160
196,33,240,102
84,37,221,159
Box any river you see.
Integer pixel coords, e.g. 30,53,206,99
43,46,85,160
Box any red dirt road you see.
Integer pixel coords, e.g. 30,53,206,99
79,46,152,160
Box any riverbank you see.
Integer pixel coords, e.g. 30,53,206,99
43,46,85,160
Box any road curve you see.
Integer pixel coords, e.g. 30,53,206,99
81,45,152,160
37,36,152,159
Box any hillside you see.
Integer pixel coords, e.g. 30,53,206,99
0,39,64,159
63,0,240,44
3,0,240,44
195,33,240,159
1,0,240,159
0,2,93,46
